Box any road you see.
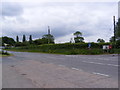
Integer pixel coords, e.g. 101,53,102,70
2,51,119,88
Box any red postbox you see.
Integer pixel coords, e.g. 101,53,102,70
109,45,112,49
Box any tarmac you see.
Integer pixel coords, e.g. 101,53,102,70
12,60,118,88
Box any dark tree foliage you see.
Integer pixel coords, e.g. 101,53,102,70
16,36,19,42
115,18,120,48
115,18,120,39
97,38,105,43
42,34,54,44
110,18,120,48
22,35,26,42
0,37,2,46
73,31,84,43
33,39,45,45
109,36,115,42
2,36,15,46
29,35,33,44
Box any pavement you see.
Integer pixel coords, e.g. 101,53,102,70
2,51,119,88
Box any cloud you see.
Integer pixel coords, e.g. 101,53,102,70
1,2,23,17
1,2,118,43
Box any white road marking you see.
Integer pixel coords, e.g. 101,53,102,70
92,72,109,77
82,61,104,65
82,61,118,67
65,55,118,61
107,64,118,67
58,65,83,71
71,68,80,71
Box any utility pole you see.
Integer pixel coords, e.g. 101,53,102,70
113,16,116,51
113,16,116,43
48,26,50,44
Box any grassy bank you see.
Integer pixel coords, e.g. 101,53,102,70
5,43,120,55
6,47,120,55
0,51,12,57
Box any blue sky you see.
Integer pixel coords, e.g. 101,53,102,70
1,0,119,43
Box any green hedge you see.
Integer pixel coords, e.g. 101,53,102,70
8,42,118,55
18,42,111,50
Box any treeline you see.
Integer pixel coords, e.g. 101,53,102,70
1,33,55,47
1,18,120,48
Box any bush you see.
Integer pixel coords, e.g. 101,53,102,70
15,42,30,47
7,42,116,55
1,50,10,55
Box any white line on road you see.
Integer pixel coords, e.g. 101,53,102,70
82,61,104,65
82,61,118,67
92,72,109,77
71,68,80,71
71,68,83,71
107,64,118,67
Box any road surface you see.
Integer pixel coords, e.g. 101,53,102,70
2,51,119,88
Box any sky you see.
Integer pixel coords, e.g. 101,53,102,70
1,0,119,43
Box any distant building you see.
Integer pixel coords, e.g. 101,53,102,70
118,1,120,18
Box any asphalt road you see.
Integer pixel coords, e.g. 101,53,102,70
3,51,119,81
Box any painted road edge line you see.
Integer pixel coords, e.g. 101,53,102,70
107,64,118,67
71,67,83,71
82,61,118,67
71,68,80,71
92,72,109,77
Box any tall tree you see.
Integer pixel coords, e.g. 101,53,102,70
74,31,82,38
73,31,84,43
109,36,115,42
16,36,19,42
42,34,54,44
110,18,120,46
115,18,120,48
22,35,26,42
97,38,105,43
115,18,120,40
29,35,33,44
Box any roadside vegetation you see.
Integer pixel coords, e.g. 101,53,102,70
0,50,11,57
6,43,120,55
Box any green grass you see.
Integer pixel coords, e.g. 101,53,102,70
5,43,120,55
6,48,117,55
0,51,12,57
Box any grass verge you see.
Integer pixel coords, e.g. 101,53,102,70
0,51,12,57
6,47,120,55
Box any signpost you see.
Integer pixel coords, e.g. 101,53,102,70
88,43,91,49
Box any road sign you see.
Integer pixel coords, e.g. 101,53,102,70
88,43,91,48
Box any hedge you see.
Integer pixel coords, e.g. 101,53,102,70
18,42,111,50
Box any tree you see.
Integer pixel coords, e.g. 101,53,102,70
0,37,2,46
73,31,84,43
29,35,33,44
97,38,105,43
2,36,15,46
115,18,120,48
109,18,120,48
109,36,115,42
74,31,82,38
16,36,19,42
22,35,26,42
115,18,120,40
42,34,54,44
